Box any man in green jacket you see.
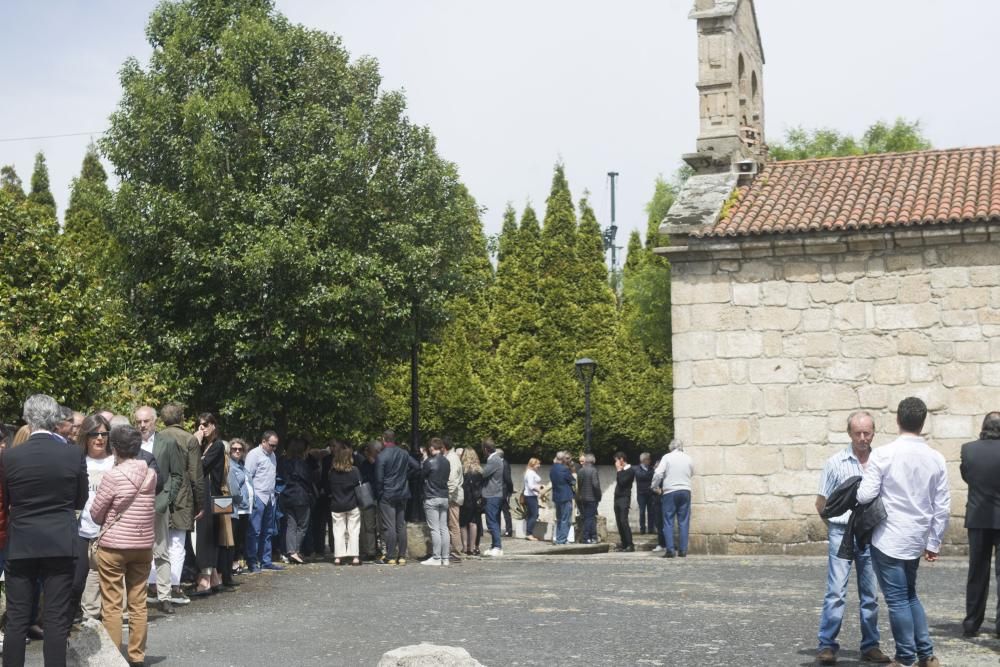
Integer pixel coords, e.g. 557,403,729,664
136,406,186,614
159,403,203,606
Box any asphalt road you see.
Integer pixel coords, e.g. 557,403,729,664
25,552,1000,666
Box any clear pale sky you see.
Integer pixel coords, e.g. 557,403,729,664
2,1,999,256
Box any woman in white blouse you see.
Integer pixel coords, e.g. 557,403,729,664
522,458,542,540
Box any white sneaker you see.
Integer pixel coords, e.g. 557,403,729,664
420,557,441,566
652,545,664,552
441,558,450,566
485,548,503,557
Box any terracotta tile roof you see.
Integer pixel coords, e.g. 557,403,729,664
696,145,1000,238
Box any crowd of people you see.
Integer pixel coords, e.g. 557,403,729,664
0,393,696,666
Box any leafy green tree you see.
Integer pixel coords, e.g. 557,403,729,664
101,0,482,436
1,165,25,201
27,152,56,218
65,143,113,260
770,117,931,160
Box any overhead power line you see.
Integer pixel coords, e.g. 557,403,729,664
0,130,107,143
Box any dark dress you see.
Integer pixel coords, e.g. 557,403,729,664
196,439,225,571
460,471,484,526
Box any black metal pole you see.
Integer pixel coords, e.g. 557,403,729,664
584,378,592,454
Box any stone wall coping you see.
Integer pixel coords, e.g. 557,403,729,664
657,223,999,263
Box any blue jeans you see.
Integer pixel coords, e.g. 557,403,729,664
524,496,539,537
661,490,691,553
485,497,503,549
580,501,598,542
871,546,933,665
818,524,880,653
554,499,573,544
246,495,276,568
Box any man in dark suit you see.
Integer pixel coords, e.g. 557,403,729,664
2,394,88,667
577,453,601,544
960,411,1000,638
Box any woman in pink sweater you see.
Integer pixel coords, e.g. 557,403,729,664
90,424,157,667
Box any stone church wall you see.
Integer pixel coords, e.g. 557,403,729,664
668,226,1000,554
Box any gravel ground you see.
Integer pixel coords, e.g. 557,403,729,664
23,552,1000,666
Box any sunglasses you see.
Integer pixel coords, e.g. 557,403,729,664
231,447,244,452
87,431,110,438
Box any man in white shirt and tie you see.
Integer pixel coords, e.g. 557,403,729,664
857,397,950,667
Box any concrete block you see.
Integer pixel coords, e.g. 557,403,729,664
725,446,782,475
691,418,750,446
969,266,1000,287
736,494,792,521
407,522,431,559
716,331,764,358
690,303,748,330
982,363,1000,387
691,503,737,535
732,283,759,306
908,358,936,383
874,303,939,330
783,333,840,358
748,358,799,384
692,359,731,386
955,341,990,362
871,358,907,385
783,261,820,282
760,282,789,305
832,303,867,330
758,417,827,445
930,267,969,289
854,276,899,302
941,287,991,310
672,330,717,361
808,282,851,304
749,307,801,331
66,619,128,667
801,309,833,331
896,331,931,355
841,334,896,358
378,644,485,667
930,414,975,440
940,363,979,388
898,275,931,303
788,384,858,412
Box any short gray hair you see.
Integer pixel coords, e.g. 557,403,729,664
109,415,131,427
846,410,875,433
668,438,684,452
23,394,62,431
584,453,596,465
109,424,142,459
639,452,651,464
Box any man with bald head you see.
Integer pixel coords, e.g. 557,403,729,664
814,411,890,665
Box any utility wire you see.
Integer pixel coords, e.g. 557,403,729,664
0,130,106,143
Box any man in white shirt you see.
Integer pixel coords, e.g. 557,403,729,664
651,439,694,558
245,431,283,572
856,397,950,667
814,411,890,665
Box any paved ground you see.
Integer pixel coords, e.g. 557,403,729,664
25,550,1000,666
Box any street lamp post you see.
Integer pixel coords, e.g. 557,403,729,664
574,358,597,453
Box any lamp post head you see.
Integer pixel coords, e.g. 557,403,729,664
575,358,597,385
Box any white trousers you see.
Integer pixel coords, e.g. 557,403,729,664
332,508,361,559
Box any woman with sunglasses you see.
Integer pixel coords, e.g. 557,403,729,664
227,438,252,575
70,413,114,624
192,413,229,595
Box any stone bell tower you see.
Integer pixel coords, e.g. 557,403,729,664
685,0,765,173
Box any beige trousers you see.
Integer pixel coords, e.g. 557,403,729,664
448,503,462,556
97,546,153,664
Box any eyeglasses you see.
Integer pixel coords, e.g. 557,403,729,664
199,423,212,428
231,447,244,452
87,431,110,439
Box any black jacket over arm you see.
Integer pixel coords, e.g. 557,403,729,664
961,438,1000,529
820,476,887,561
3,432,88,560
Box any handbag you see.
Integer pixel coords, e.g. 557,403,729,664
355,480,375,510
89,474,143,568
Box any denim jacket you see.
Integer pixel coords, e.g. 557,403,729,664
228,459,252,515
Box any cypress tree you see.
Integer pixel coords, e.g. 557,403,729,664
27,152,57,216
623,229,643,276
65,143,112,258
